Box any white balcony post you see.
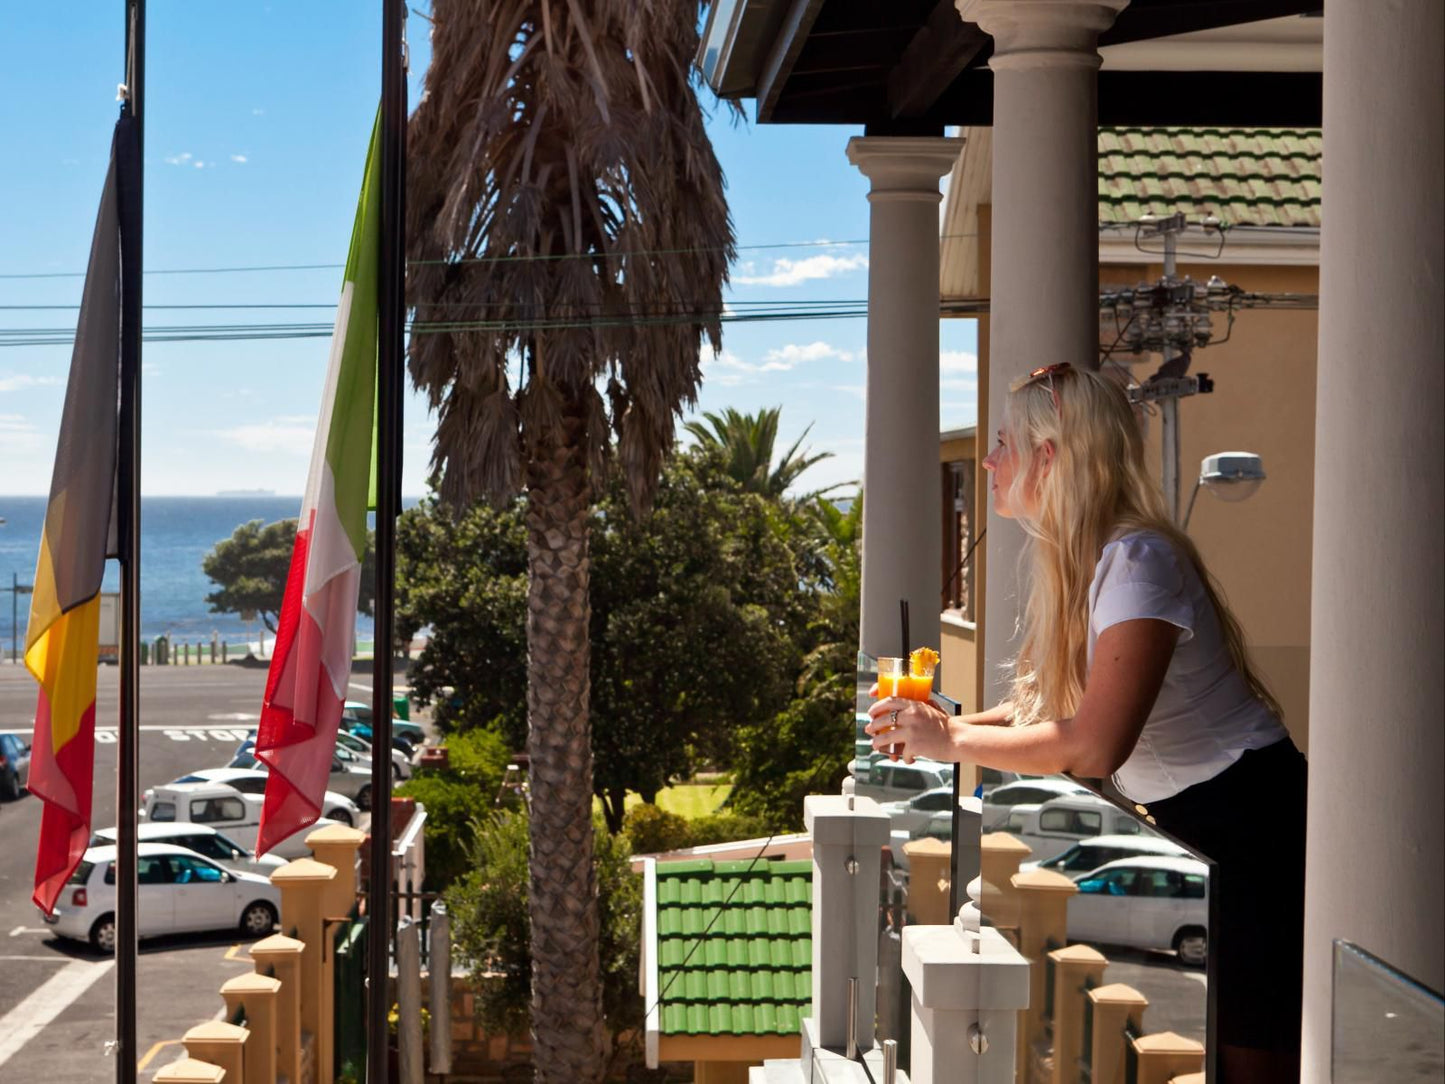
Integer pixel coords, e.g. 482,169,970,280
1303,0,1444,1078
803,794,893,1056
957,0,1128,702
846,136,963,661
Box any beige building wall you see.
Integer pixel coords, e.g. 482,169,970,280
1102,260,1318,753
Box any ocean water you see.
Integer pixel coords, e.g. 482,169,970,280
0,495,405,655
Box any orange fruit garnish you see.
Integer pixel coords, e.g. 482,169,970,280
909,647,940,676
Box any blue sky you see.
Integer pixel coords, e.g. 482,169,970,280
0,3,977,498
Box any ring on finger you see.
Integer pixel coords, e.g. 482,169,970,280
889,709,900,725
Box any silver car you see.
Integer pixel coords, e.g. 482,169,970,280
0,732,31,800
90,822,287,879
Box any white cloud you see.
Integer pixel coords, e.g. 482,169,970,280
216,416,317,456
193,160,207,169
0,373,59,393
164,151,193,166
230,154,248,164
733,252,868,287
702,340,856,387
0,413,43,454
940,349,977,374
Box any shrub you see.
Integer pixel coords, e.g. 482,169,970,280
445,810,642,1047
623,804,774,855
395,727,512,890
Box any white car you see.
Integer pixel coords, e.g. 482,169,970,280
90,823,287,879
880,785,958,837
226,744,376,810
235,728,411,781
1021,833,1189,875
997,794,1152,863
140,780,352,860
154,768,360,826
851,756,955,806
41,843,281,953
982,777,1091,830
1068,855,1210,967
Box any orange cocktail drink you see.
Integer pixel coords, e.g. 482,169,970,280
876,649,938,702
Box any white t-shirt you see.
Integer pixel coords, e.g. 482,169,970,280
1088,530,1287,803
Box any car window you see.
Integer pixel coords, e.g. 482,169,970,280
917,792,953,811
889,766,928,791
1062,846,1105,872
1180,873,1207,899
226,777,266,795
230,753,260,770
1004,810,1030,833
108,856,169,885
1137,869,1181,897
191,797,246,824
1113,816,1142,835
150,801,176,823
177,834,230,861
171,774,205,784
1039,809,1103,835
1080,867,1137,895
168,854,226,884
996,785,1064,806
213,834,249,858
68,861,95,885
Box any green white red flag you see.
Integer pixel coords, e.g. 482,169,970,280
255,114,379,855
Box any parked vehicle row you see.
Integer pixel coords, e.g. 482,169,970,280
0,732,30,800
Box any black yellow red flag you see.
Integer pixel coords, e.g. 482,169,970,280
26,116,133,914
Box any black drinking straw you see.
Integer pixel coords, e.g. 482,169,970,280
900,599,910,660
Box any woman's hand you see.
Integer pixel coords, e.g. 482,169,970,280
865,692,958,764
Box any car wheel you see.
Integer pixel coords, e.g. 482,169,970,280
355,785,372,811
330,807,353,827
1174,926,1208,968
0,768,17,801
89,914,117,954
239,901,278,937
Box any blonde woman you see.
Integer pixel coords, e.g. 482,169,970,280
866,363,1306,1084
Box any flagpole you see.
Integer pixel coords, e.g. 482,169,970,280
116,1,144,1081
367,0,406,1080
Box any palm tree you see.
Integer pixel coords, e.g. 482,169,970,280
684,405,836,499
406,4,733,1080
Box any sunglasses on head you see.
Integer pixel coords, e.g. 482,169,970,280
1009,362,1072,410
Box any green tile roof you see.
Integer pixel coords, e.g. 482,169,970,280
653,858,813,1037
1098,127,1322,227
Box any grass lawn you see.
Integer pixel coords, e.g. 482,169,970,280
595,783,733,820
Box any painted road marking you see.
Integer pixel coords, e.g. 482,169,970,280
0,957,115,1070
136,1039,180,1072
206,712,259,721
9,926,47,938
1,725,253,742
0,956,75,962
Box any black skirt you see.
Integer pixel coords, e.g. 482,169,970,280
1140,736,1308,1053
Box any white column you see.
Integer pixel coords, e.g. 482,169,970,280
958,0,1127,702
847,137,963,660
1303,1,1444,1079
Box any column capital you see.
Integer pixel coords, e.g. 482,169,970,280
958,0,1129,66
846,136,964,200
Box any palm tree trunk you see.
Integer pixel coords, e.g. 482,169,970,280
524,407,607,1083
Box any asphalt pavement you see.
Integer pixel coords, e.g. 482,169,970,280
0,661,400,1081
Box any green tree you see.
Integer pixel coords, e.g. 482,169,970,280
395,447,814,833
408,4,732,1075
445,810,642,1061
202,518,376,633
684,406,838,500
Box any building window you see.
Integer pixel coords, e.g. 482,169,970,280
942,458,976,619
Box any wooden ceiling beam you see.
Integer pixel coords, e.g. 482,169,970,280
1098,0,1322,47
887,0,990,118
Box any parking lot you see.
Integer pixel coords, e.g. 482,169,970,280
0,662,399,1081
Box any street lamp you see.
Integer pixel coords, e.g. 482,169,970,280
1183,451,1266,530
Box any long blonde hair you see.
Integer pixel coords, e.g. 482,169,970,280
1002,365,1282,727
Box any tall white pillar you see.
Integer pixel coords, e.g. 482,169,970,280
958,0,1127,702
847,137,963,660
1302,0,1444,1078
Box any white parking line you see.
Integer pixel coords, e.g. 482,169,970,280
0,958,115,1070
